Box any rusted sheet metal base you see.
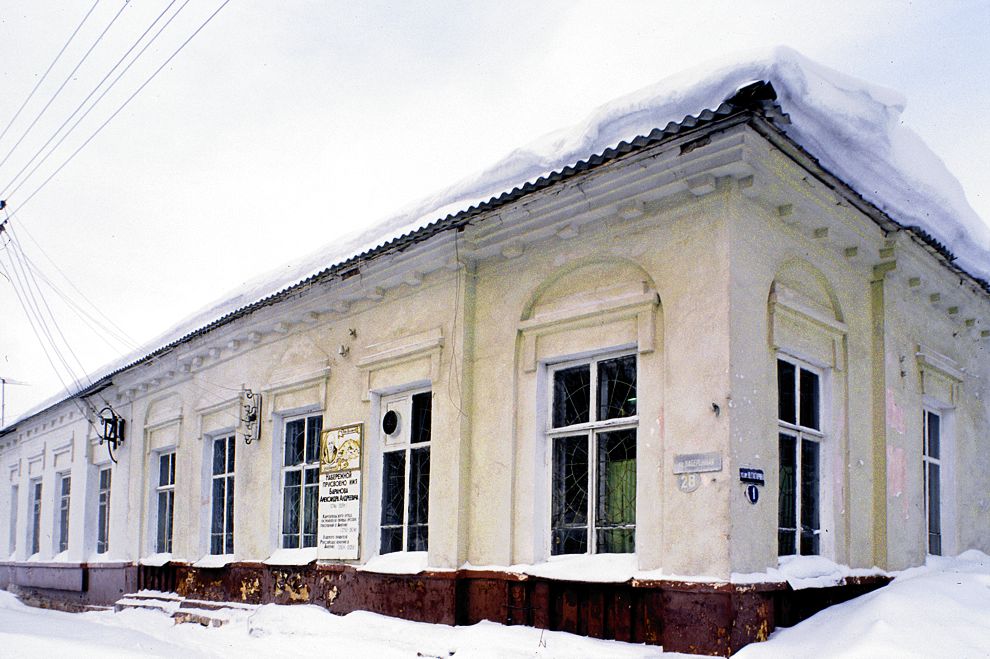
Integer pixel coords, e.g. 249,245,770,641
6,560,892,656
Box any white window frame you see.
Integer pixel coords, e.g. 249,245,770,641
96,467,111,554
209,434,235,555
922,406,956,557
155,450,176,554
279,413,322,549
378,388,432,555
8,484,18,556
29,478,42,556
55,472,71,554
545,350,638,556
776,354,826,557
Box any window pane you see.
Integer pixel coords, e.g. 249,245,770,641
157,492,169,552
800,439,820,555
213,438,226,476
778,434,797,555
305,416,322,464
61,475,71,497
282,476,300,548
553,365,590,428
777,360,796,424
596,428,636,553
380,450,406,554
285,419,305,466
303,468,319,548
226,476,235,554
598,356,637,421
380,527,403,554
160,454,170,487
411,392,432,444
381,451,406,527
928,462,941,555
211,478,226,536
407,447,430,551
227,437,236,473
799,369,820,430
551,435,588,555
926,412,940,459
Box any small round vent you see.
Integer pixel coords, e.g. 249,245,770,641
382,410,400,436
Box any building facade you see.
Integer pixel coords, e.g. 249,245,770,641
1,82,988,655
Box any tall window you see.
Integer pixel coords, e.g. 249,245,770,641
56,474,71,554
777,357,822,556
156,451,176,553
549,353,637,555
210,436,235,554
923,410,942,556
9,485,18,555
380,390,431,554
30,480,42,555
97,468,111,553
281,415,322,548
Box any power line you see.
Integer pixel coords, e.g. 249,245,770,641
1,0,184,198
2,226,85,393
0,1,132,172
0,1,101,149
8,0,232,213
9,220,138,351
7,222,96,388
10,217,138,348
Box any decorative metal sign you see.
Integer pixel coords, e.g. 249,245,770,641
739,468,765,485
673,452,723,475
239,389,262,444
318,423,363,560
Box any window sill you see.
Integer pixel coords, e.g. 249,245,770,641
193,553,236,569
264,548,318,566
527,553,638,583
358,551,429,575
139,553,173,567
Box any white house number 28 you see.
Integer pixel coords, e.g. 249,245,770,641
677,472,700,493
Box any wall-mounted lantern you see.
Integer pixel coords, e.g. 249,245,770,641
97,405,125,462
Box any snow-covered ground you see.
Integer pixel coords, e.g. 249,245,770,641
2,551,988,658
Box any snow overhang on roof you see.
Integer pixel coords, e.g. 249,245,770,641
5,47,989,432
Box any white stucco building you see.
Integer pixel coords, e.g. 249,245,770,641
2,53,988,655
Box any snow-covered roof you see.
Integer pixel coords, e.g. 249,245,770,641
5,46,989,431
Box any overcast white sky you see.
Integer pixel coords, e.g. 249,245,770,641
1,1,988,422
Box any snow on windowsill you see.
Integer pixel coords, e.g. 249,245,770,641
731,555,888,590
464,554,660,584
358,551,430,575
193,553,236,569
264,548,318,566
139,553,173,567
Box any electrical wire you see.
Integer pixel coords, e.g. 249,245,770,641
0,1,100,149
0,1,132,172
8,0,232,213
2,227,86,393
10,218,138,349
6,222,96,388
1,0,184,198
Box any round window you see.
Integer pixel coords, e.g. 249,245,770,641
382,410,400,435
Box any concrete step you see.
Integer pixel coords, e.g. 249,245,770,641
115,591,258,627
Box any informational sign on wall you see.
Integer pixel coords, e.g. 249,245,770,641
318,423,363,560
